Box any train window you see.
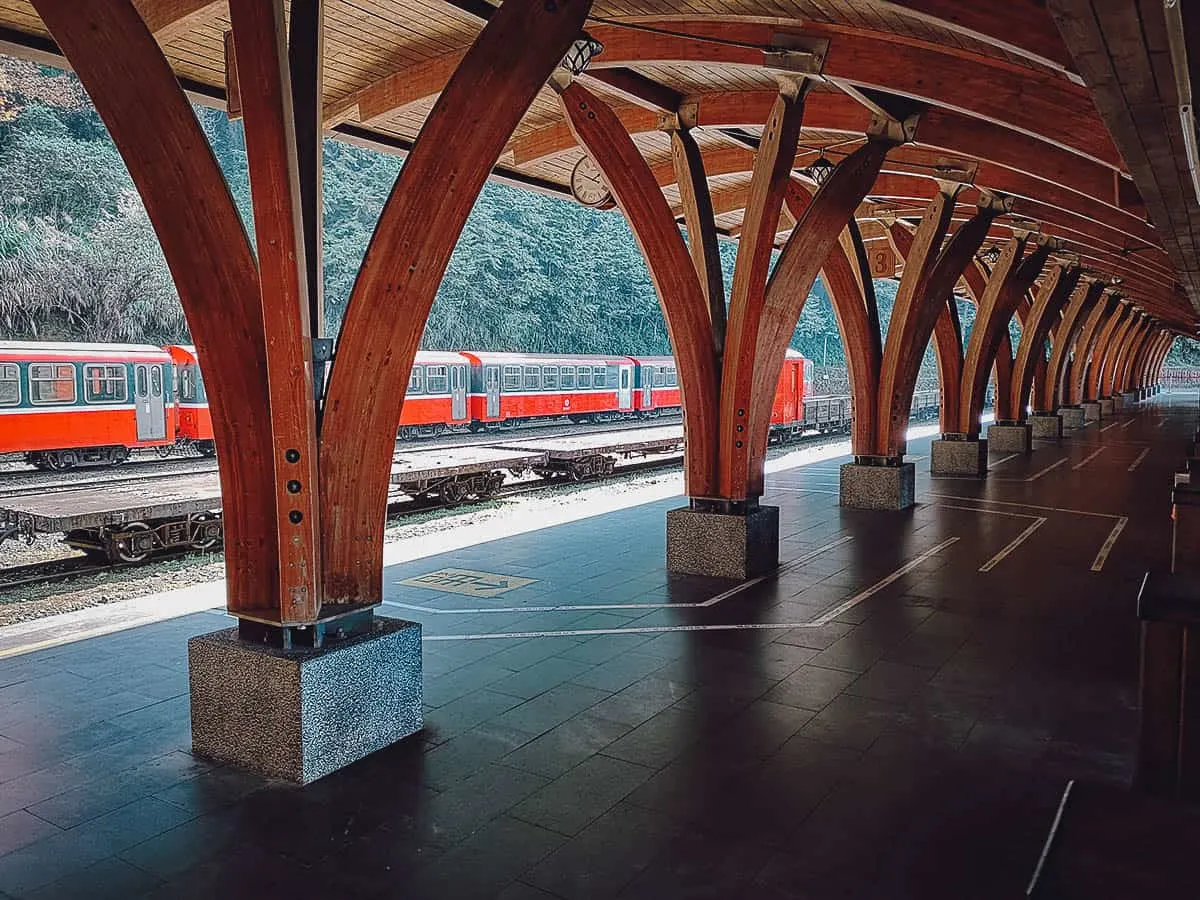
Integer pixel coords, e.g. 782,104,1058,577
560,366,575,389
503,366,521,390
523,366,540,390
596,365,611,386
408,367,423,394
83,364,127,403
666,366,677,387
577,368,592,388
542,366,558,389
0,364,18,405
150,366,162,396
136,366,147,397
426,365,448,393
652,368,665,387
30,364,76,404
179,367,195,402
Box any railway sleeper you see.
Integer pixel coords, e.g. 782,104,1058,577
65,511,223,563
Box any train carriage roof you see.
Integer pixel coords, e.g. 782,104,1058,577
461,352,635,367
0,341,172,359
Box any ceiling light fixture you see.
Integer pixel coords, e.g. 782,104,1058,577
561,33,604,75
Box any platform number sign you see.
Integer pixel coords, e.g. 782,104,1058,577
400,568,536,598
869,244,897,279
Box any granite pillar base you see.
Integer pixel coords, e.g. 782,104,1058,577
1029,414,1063,440
839,462,915,510
1100,398,1115,418
930,437,988,477
1112,394,1125,411
189,617,423,784
1082,401,1101,423
986,423,1033,453
666,505,779,580
1123,391,1140,404
1058,406,1086,430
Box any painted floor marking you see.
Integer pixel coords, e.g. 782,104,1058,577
1091,517,1128,572
990,453,1018,468
1071,447,1105,471
398,568,536,598
928,493,1122,520
423,538,960,641
386,536,854,616
1128,448,1150,472
772,487,840,496
1100,422,1120,433
978,517,1048,572
1027,458,1069,482
1121,419,1136,430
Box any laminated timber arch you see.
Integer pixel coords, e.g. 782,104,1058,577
1005,263,1083,422
1100,311,1144,399
1043,279,1107,412
955,235,1052,436
878,198,1001,455
1069,292,1121,405
1084,302,1132,402
1116,317,1153,394
549,79,719,496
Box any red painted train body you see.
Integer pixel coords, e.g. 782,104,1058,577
0,343,817,468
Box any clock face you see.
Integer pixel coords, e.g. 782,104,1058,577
570,155,614,209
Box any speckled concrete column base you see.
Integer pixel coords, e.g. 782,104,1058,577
1111,394,1125,411
189,617,423,784
1058,406,1085,429
986,424,1032,453
839,463,915,510
1122,391,1140,404
930,438,988,477
666,505,779,580
1082,401,1101,423
1099,398,1115,417
1029,414,1063,440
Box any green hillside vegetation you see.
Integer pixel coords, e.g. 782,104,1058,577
0,56,1190,382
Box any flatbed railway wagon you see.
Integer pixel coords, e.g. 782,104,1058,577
462,352,639,427
0,341,175,469
165,344,215,456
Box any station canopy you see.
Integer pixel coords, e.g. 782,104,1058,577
0,0,1196,332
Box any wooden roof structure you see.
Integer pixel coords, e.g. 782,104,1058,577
0,0,1195,331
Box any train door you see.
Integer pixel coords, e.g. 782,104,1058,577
484,365,500,418
451,365,468,421
618,365,633,410
642,367,653,408
134,363,167,441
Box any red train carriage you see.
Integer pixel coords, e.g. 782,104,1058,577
164,345,215,456
630,356,681,416
770,350,813,440
398,351,472,439
463,353,636,426
0,341,175,469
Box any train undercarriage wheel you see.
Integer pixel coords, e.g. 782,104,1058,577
108,446,130,465
154,445,174,459
46,450,79,471
399,426,419,441
189,513,222,552
439,481,468,507
111,522,153,563
479,472,505,499
196,441,217,458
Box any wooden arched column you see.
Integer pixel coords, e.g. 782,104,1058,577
955,235,1051,437
960,260,1016,422
1006,264,1082,422
728,134,899,500
786,186,882,458
1043,279,1105,413
1097,310,1139,400
1068,292,1120,406
876,194,1001,456
1084,302,1132,402
319,0,592,605
1125,328,1156,391
553,81,719,497
1151,333,1175,387
1111,315,1150,396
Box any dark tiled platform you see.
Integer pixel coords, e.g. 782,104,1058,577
0,398,1191,899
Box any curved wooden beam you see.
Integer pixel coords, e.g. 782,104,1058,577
31,0,278,613
1115,316,1152,393
1042,279,1104,411
1067,291,1118,405
1006,264,1082,421
784,182,884,455
1124,326,1155,391
319,0,593,605
671,126,725,359
958,236,1051,435
1099,311,1141,399
1084,302,1131,401
876,191,960,456
557,81,719,497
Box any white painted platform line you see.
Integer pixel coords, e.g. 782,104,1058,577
978,517,1047,572
928,494,1122,521
1121,418,1136,430
1100,422,1120,433
1128,448,1150,472
1027,457,1069,482
1071,447,1105,471
424,538,961,641
772,487,840,496
385,535,855,616
809,537,960,626
1091,517,1128,572
989,453,1018,468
